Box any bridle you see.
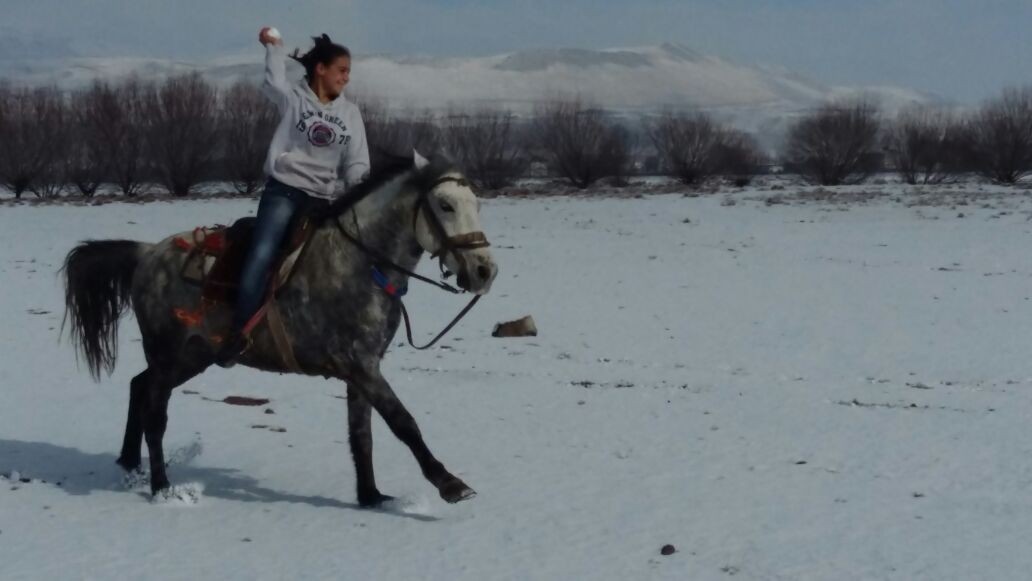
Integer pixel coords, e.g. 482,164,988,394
417,176,491,274
333,174,491,350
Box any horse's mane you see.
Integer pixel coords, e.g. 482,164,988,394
322,153,416,220
321,153,463,221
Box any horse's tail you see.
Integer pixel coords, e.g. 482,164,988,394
61,240,149,381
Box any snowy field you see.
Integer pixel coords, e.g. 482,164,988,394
3,184,1032,580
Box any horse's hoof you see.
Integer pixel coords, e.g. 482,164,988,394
358,491,396,508
439,478,476,504
150,479,171,497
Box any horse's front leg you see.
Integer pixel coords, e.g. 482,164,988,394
350,365,475,503
347,385,395,507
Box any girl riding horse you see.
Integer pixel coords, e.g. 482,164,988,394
218,28,370,366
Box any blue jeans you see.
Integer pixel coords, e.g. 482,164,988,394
232,179,319,331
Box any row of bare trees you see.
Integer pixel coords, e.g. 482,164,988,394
2,74,1031,198
0,74,278,199
356,98,625,189
356,97,764,190
357,101,529,189
786,87,1032,186
360,88,1032,189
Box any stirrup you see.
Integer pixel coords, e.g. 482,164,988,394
214,332,251,368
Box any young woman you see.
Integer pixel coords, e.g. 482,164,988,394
216,28,370,366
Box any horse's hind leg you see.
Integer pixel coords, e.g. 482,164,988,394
351,366,475,504
116,368,153,472
347,386,394,507
142,379,174,493
140,337,212,495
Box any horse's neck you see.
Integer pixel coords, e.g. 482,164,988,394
306,175,423,284
353,174,423,270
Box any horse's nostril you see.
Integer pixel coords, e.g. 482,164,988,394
477,265,491,280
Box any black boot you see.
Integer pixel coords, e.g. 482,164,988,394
214,331,250,368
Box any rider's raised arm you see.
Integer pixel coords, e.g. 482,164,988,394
260,28,292,111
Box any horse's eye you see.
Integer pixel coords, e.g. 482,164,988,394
439,201,455,213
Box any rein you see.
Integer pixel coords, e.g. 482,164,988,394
332,175,487,350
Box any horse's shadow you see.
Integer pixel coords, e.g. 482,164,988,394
0,439,438,522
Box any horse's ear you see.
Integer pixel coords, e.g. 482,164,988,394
413,149,430,170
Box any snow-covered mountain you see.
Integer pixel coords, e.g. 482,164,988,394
0,43,937,149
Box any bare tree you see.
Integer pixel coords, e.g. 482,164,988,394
442,109,527,189
146,73,219,196
883,107,965,185
966,87,1032,184
942,121,978,174
65,83,116,197
75,77,153,196
532,98,631,189
29,88,70,199
0,85,67,199
401,111,443,156
218,81,278,194
355,96,402,167
64,128,104,197
648,111,726,186
714,129,765,186
784,100,883,185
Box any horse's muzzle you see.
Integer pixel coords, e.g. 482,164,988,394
456,250,498,295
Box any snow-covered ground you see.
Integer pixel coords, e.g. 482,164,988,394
3,185,1032,580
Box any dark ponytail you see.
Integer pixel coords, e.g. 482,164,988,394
289,34,351,81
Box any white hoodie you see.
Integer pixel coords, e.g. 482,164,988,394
261,44,370,200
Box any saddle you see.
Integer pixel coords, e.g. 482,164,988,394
176,216,313,307
172,215,317,374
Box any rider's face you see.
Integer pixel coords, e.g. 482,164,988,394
314,56,351,100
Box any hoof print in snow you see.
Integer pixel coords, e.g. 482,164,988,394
492,315,537,338
123,469,150,490
150,483,202,505
660,544,676,556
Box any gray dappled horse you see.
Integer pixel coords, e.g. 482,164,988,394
62,153,499,506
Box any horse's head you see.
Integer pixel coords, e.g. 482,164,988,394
412,152,499,295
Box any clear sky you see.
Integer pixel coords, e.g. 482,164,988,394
5,0,1031,103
